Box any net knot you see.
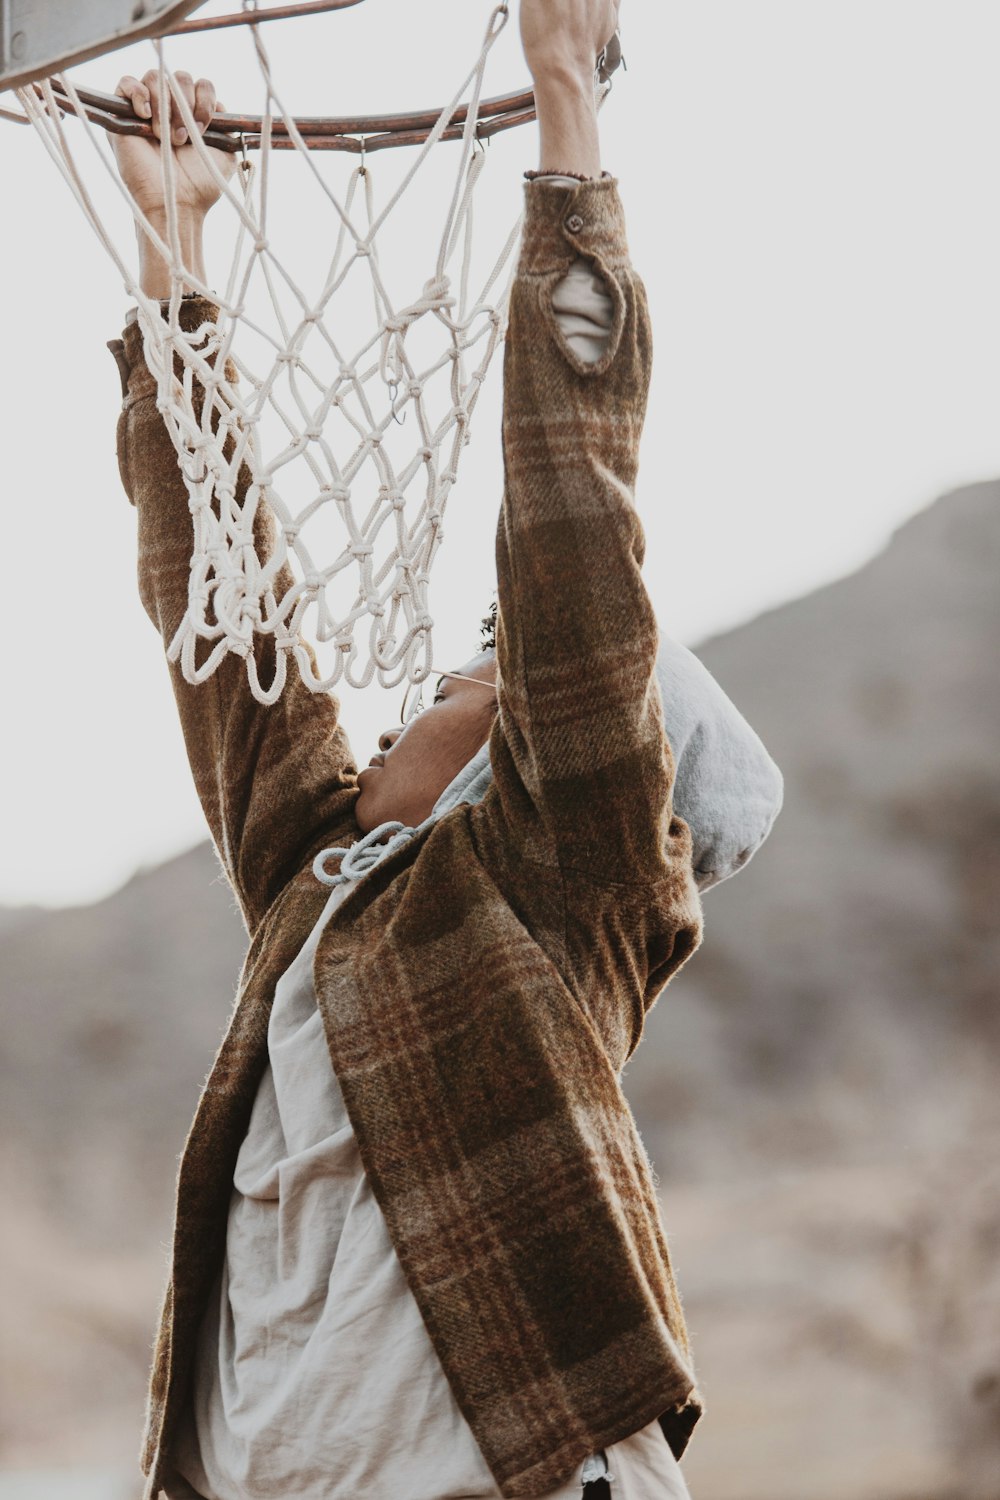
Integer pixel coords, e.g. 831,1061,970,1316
22,11,522,706
422,275,452,307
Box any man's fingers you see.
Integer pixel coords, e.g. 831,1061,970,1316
170,69,195,144
141,68,164,140
193,77,216,133
116,65,218,144
116,73,151,119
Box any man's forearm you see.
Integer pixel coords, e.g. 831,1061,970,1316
113,296,360,933
533,61,601,179
136,209,206,299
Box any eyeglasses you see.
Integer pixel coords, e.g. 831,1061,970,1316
400,670,497,724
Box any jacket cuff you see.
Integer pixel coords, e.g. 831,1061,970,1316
108,295,223,402
519,175,631,277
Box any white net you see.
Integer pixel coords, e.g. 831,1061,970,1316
17,3,525,703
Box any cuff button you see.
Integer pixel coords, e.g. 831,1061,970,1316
565,213,585,234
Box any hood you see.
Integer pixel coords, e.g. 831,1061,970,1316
314,634,783,894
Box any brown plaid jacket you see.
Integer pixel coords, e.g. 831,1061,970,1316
111,176,705,1499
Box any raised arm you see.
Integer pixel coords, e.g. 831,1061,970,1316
487,2,692,894
109,71,359,936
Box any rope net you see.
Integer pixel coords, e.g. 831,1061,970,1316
17,3,524,703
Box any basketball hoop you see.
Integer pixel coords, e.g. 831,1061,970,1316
1,1,614,704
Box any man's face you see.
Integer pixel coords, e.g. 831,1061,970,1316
355,655,498,833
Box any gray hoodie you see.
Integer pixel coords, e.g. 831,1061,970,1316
317,630,784,895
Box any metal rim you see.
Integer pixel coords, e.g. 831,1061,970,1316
51,80,536,154
1,0,537,151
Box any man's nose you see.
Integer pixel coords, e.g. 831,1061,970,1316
379,727,401,753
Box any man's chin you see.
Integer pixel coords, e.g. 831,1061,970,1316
355,769,383,833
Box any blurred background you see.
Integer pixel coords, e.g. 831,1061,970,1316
1,2,999,1498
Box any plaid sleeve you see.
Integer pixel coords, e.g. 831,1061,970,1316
112,299,359,934
489,177,689,888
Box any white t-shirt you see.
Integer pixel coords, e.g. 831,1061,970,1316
171,881,692,1500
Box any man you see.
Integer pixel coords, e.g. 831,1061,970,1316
108,2,782,1496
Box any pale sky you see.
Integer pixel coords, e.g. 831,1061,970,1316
2,0,1000,908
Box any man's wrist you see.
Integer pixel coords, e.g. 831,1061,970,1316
523,18,602,87
532,71,601,180
136,210,207,298
141,207,208,250
530,58,597,108
142,203,206,227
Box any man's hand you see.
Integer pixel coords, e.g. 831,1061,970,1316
519,0,621,179
520,0,620,87
110,69,235,297
111,70,233,218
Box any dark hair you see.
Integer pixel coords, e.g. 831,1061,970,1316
480,598,498,652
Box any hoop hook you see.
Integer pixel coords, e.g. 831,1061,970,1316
387,379,406,426
597,30,625,87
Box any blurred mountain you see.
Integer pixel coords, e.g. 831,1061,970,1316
627,474,1000,1178
0,845,246,1245
624,477,1000,1500
1,480,998,1498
